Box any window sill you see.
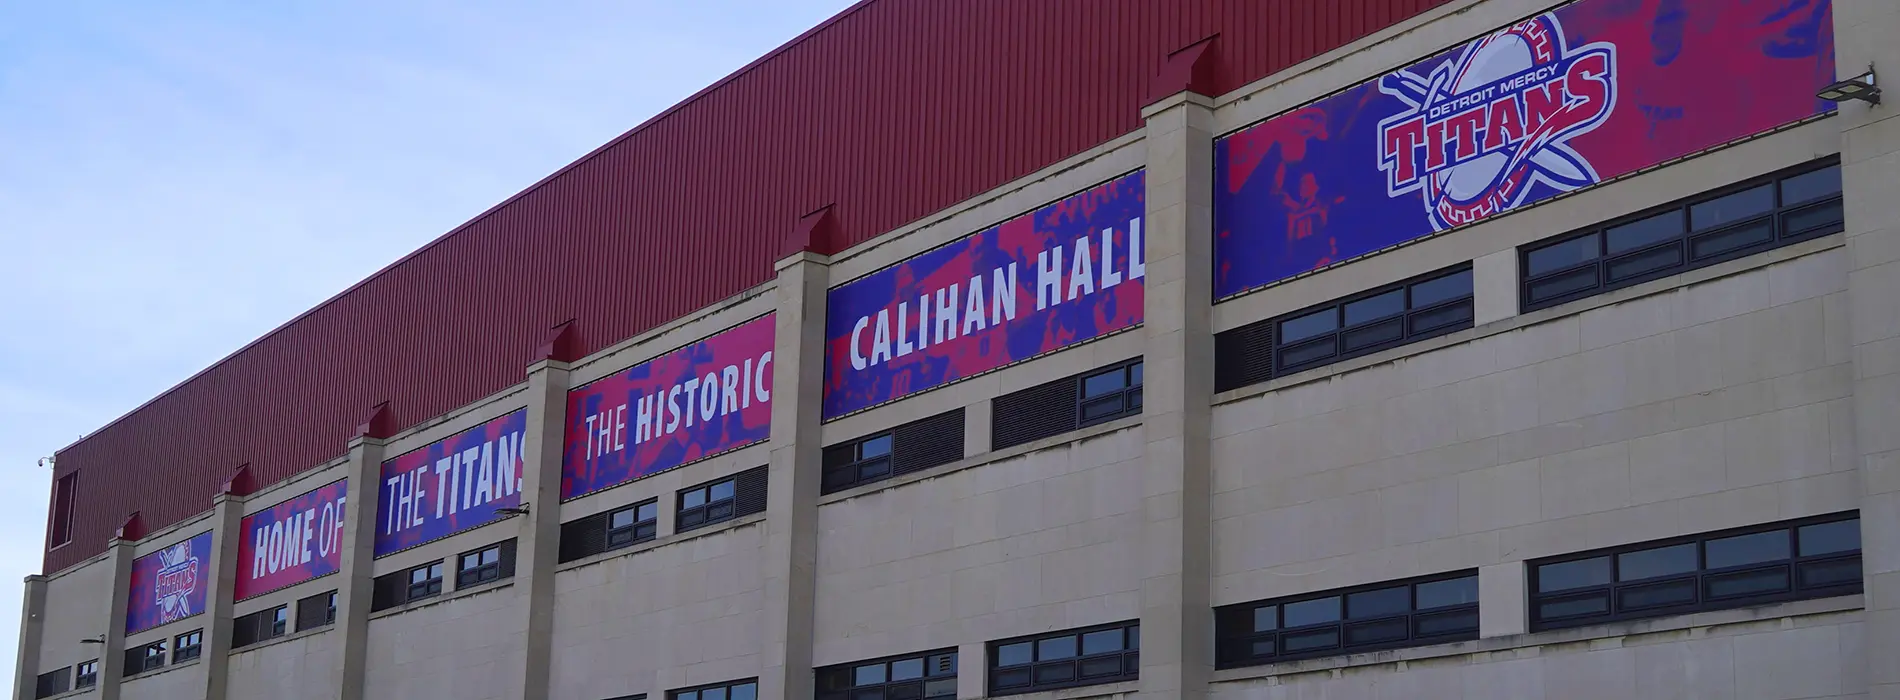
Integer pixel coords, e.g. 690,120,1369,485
119,656,202,683
1210,594,1861,685
986,679,1140,700
817,414,1145,507
229,624,332,655
369,578,515,620
555,513,767,573
43,684,100,700
1212,232,1845,407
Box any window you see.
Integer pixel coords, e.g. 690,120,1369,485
408,561,445,600
124,641,165,676
676,466,767,533
1215,571,1478,668
822,409,966,494
560,499,659,563
75,659,97,689
1520,159,1843,311
49,473,77,548
1529,513,1862,631
1216,264,1474,392
172,629,203,662
671,678,757,700
296,590,337,631
34,667,69,698
988,621,1138,695
457,539,517,588
992,358,1145,450
817,649,958,700
233,605,289,648
371,560,447,612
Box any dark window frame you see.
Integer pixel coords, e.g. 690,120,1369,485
676,476,738,532
1216,264,1474,392
1078,360,1144,428
233,604,290,648
1215,570,1479,669
49,472,77,549
172,629,203,662
988,621,1139,696
296,590,337,631
456,540,516,589
670,677,759,700
75,659,97,689
822,409,966,495
406,560,445,602
34,667,70,698
992,358,1145,450
608,499,660,549
1529,512,1862,632
1520,158,1844,312
126,640,165,676
816,648,959,700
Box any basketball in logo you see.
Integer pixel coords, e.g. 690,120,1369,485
1377,14,1617,231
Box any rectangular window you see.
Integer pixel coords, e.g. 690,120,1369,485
560,498,659,563
456,539,517,588
371,559,446,612
992,358,1144,450
34,667,69,698
822,409,966,494
671,678,758,700
232,605,290,648
172,629,203,662
1215,571,1478,668
1520,159,1843,311
407,560,445,601
124,641,165,676
1529,513,1861,631
1216,264,1474,392
816,648,958,700
75,660,97,689
49,472,77,548
296,590,337,631
988,621,1138,696
676,466,767,533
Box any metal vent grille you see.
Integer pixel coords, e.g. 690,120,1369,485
893,408,966,476
992,377,1079,450
1215,320,1276,393
734,465,770,517
559,512,610,563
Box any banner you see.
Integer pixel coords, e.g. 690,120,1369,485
375,409,526,557
562,314,776,499
235,479,347,600
125,531,212,634
1213,0,1835,298
824,171,1146,418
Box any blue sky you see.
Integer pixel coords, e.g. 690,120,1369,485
0,0,852,687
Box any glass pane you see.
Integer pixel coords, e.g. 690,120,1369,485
679,692,698,700
1128,362,1142,387
1538,556,1611,592
1410,269,1474,307
462,554,481,570
1618,579,1697,610
637,502,658,521
682,489,707,509
1250,639,1275,657
703,688,726,700
1784,199,1845,236
1281,628,1339,653
996,642,1032,667
860,434,894,459
1690,219,1775,259
891,658,924,681
1129,626,1138,649
1618,543,1698,581
923,679,956,697
1081,629,1124,654
1282,596,1342,627
1079,656,1122,678
1706,531,1790,569
1344,618,1408,646
1606,244,1682,282
1415,576,1479,609
991,669,1030,689
1280,308,1339,343
1034,662,1075,683
1037,635,1077,660
731,683,756,700
611,510,636,529
1278,336,1336,369
856,663,887,686
1080,396,1125,422
430,563,443,578
1526,234,1600,276
1798,558,1862,587
1799,520,1861,556
1706,567,1790,598
710,480,736,502
1409,302,1473,334
1083,368,1128,398
889,685,922,700
1538,593,1610,619
1526,266,1600,303
858,458,891,480
1252,605,1278,632
484,549,499,565
1691,185,1774,230
1346,586,1410,618
1780,165,1841,205
1414,608,1478,637
854,689,885,700
1341,318,1405,352
820,668,854,690
1605,211,1685,254
412,569,428,584
823,467,857,491
1344,290,1405,325
928,653,956,677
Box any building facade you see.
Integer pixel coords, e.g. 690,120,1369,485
16,0,1900,699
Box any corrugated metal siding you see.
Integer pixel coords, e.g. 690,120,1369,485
46,0,1450,573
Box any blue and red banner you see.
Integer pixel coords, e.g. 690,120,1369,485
376,409,526,557
824,171,1146,418
125,531,212,634
562,314,776,499
235,479,347,600
1213,0,1836,298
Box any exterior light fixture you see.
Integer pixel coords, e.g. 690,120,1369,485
80,636,104,645
1818,66,1880,105
495,503,531,517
